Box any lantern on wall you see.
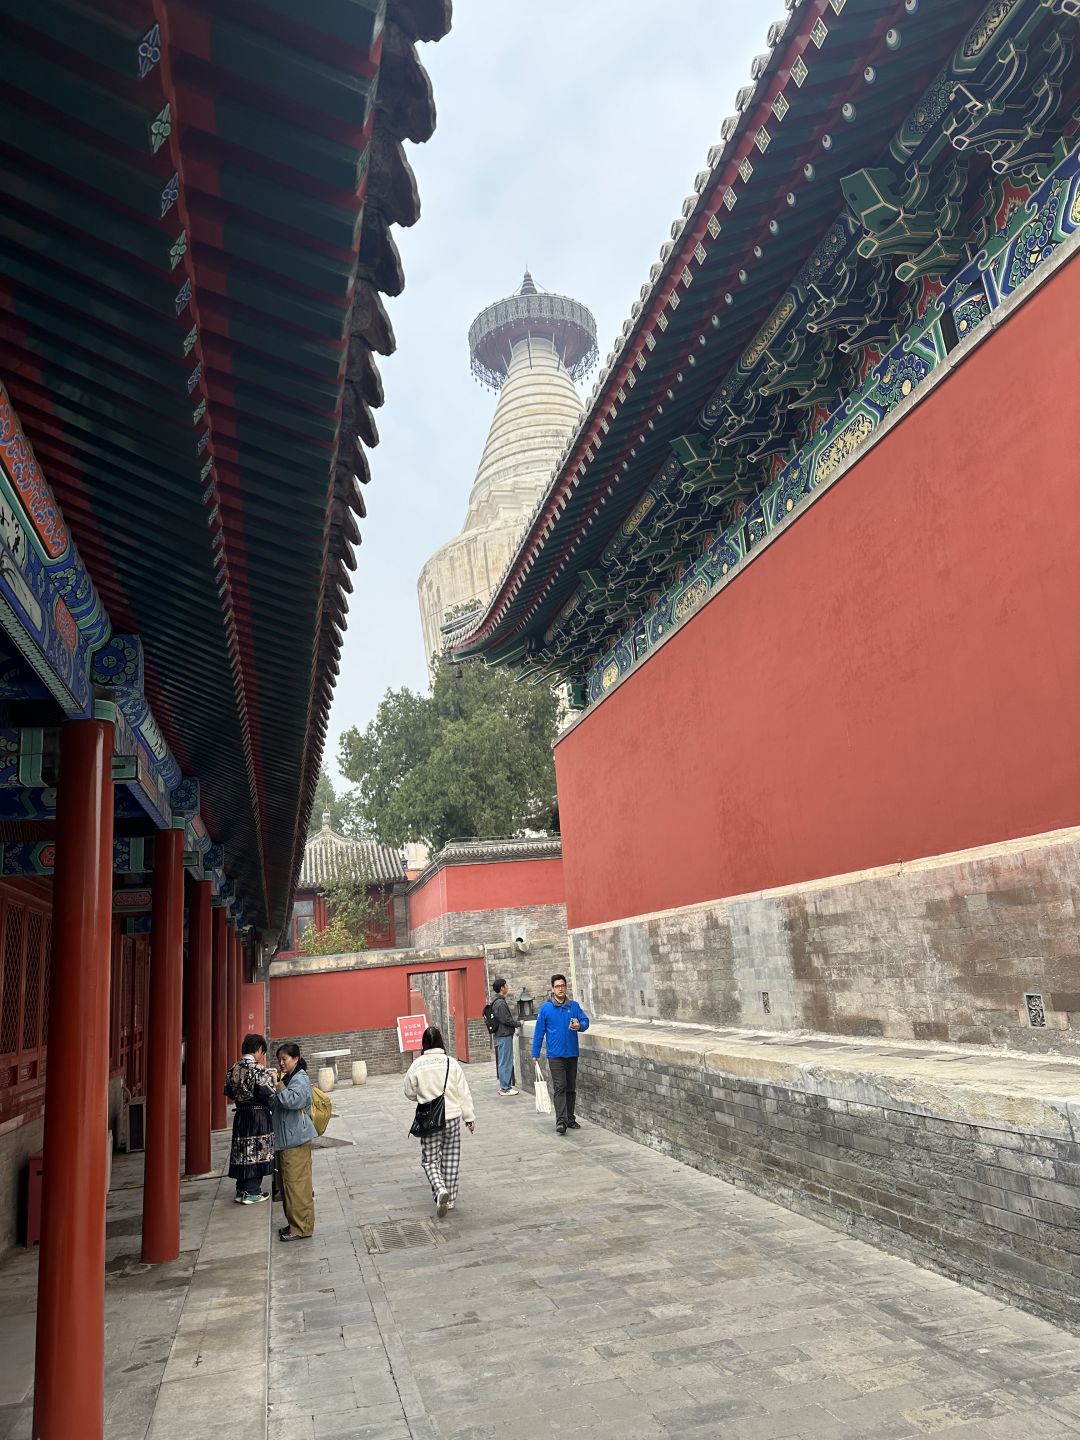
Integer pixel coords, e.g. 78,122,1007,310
517,987,536,1021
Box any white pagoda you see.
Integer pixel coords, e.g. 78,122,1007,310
417,272,597,671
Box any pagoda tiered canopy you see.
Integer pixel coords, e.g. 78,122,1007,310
451,0,1080,706
0,0,450,936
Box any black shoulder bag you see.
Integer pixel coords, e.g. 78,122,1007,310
409,1058,450,1138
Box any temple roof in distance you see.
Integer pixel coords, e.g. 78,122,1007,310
449,0,1059,675
300,814,407,889
0,0,451,935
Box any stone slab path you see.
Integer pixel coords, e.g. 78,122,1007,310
268,1063,1080,1440
0,1127,235,1440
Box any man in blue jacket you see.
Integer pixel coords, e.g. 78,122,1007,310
532,973,590,1135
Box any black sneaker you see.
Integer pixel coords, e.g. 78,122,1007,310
556,1123,566,1135
567,1120,581,1130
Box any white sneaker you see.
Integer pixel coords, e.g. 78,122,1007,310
436,1189,449,1218
447,1200,455,1211
503,1086,519,1096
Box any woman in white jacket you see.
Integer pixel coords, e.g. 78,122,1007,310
403,1027,476,1217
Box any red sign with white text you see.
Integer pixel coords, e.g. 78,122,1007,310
397,1013,428,1052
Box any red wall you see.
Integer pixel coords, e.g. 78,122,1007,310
556,256,1080,930
408,858,564,931
269,957,486,1037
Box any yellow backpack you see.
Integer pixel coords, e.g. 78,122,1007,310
309,1084,332,1136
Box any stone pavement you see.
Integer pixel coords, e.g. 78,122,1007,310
268,1063,1080,1440
0,1127,236,1440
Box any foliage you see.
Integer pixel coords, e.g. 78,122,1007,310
298,914,364,957
337,658,559,851
307,765,347,836
297,876,385,956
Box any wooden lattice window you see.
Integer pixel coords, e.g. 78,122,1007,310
0,889,52,1108
0,906,24,1058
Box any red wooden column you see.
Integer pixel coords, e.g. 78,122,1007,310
226,920,238,1068
33,718,114,1440
142,828,185,1264
210,905,228,1129
233,926,245,1052
184,879,213,1174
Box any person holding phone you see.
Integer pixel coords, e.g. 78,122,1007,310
531,974,590,1136
272,1042,317,1242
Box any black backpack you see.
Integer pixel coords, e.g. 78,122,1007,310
482,1001,499,1036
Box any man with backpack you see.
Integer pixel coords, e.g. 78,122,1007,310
486,977,521,1096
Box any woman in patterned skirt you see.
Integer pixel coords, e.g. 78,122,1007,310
224,1032,276,1203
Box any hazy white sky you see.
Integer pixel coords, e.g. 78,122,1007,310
327,0,766,781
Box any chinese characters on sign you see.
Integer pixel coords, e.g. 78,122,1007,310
396,1014,428,1052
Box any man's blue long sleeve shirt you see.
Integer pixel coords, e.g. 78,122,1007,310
532,998,590,1059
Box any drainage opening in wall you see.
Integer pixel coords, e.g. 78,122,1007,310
761,991,771,1015
1024,992,1047,1027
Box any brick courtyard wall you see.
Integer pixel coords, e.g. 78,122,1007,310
407,856,563,937
571,827,1080,1056
467,1017,492,1066
269,947,487,1074
409,902,567,950
516,1025,1080,1333
482,938,574,1027
270,1025,410,1076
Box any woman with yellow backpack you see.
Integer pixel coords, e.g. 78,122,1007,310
271,1042,325,1242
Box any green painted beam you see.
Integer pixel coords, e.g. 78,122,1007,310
257,0,384,51
0,37,163,155
0,0,146,77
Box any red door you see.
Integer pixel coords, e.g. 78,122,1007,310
447,969,468,1063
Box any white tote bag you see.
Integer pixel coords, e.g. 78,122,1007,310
534,1063,553,1115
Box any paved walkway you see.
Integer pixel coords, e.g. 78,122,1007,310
0,1128,236,1440
268,1064,1080,1440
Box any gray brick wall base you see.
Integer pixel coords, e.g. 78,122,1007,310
270,1027,412,1077
409,902,566,950
571,826,1080,1055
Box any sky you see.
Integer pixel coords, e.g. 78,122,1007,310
326,0,766,783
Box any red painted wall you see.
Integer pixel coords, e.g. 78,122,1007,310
407,858,564,931
556,256,1080,931
269,957,486,1037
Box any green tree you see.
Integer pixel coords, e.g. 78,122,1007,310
307,764,346,836
298,876,383,956
338,659,559,851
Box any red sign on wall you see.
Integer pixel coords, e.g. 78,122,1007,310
397,1013,428,1052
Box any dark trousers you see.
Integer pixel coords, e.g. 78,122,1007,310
547,1056,578,1127
235,1175,263,1198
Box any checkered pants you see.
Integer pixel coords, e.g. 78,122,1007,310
419,1117,461,1203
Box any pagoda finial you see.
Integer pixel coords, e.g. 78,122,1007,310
321,810,331,830
519,268,537,296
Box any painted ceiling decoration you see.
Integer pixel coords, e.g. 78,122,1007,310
450,0,1080,709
